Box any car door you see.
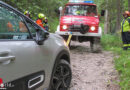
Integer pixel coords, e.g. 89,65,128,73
0,4,52,90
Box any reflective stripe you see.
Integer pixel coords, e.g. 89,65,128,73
123,44,128,47
123,44,130,47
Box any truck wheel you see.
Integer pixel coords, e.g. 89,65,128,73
50,59,72,90
90,37,102,53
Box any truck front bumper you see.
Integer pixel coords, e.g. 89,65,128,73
55,26,102,37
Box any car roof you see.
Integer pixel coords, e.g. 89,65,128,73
0,1,6,5
0,1,21,13
66,2,96,6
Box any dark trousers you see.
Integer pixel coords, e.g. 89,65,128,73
122,32,130,50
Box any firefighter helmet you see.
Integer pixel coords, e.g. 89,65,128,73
123,11,130,17
38,13,45,19
24,11,30,15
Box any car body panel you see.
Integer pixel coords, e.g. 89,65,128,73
0,1,70,89
0,33,69,89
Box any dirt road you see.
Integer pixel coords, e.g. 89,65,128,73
70,41,120,90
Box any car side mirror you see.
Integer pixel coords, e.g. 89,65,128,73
101,10,105,16
36,30,49,45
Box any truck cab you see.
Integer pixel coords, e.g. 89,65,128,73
56,1,102,52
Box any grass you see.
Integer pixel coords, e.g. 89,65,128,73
49,17,59,33
101,34,130,90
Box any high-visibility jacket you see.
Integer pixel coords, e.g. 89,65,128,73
19,22,28,32
121,17,130,32
7,22,14,32
36,19,45,29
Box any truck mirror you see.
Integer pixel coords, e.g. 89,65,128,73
59,6,63,17
101,10,105,16
59,6,63,11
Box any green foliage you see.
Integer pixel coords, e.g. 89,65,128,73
2,0,68,32
115,51,130,90
101,34,122,50
94,0,129,33
101,34,130,90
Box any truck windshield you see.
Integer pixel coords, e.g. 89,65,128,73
64,5,97,16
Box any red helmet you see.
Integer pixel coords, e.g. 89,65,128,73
123,11,130,17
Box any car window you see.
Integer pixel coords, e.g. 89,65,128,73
25,20,37,38
0,5,32,40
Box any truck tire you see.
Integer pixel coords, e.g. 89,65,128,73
90,37,102,53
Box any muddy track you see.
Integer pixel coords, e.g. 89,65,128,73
69,41,120,90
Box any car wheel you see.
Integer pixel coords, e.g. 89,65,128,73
50,59,72,90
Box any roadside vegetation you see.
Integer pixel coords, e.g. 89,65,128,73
101,30,130,90
99,0,130,89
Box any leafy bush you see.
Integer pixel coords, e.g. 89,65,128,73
101,34,122,50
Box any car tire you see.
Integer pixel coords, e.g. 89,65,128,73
90,37,102,53
49,59,72,90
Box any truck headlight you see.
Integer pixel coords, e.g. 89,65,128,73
90,26,96,31
62,25,68,30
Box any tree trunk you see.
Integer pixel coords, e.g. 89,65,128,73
128,0,130,11
104,9,109,34
116,0,121,32
104,0,109,34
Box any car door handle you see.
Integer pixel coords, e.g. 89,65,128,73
0,56,15,63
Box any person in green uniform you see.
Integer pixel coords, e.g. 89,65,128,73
121,11,130,50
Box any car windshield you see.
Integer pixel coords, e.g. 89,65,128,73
64,5,97,16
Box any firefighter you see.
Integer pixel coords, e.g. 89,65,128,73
7,21,14,32
121,11,130,50
36,13,45,29
24,11,31,18
43,17,49,31
75,11,80,15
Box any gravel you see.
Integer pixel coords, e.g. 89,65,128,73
69,41,120,90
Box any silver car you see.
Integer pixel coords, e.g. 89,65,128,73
0,1,72,90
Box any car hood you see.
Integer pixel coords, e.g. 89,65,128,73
60,16,99,26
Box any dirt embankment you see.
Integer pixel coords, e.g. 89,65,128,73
70,41,120,90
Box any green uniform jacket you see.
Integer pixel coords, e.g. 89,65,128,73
121,17,130,32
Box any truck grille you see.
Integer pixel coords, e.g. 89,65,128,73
69,24,89,32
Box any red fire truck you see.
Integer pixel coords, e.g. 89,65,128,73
56,1,104,52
